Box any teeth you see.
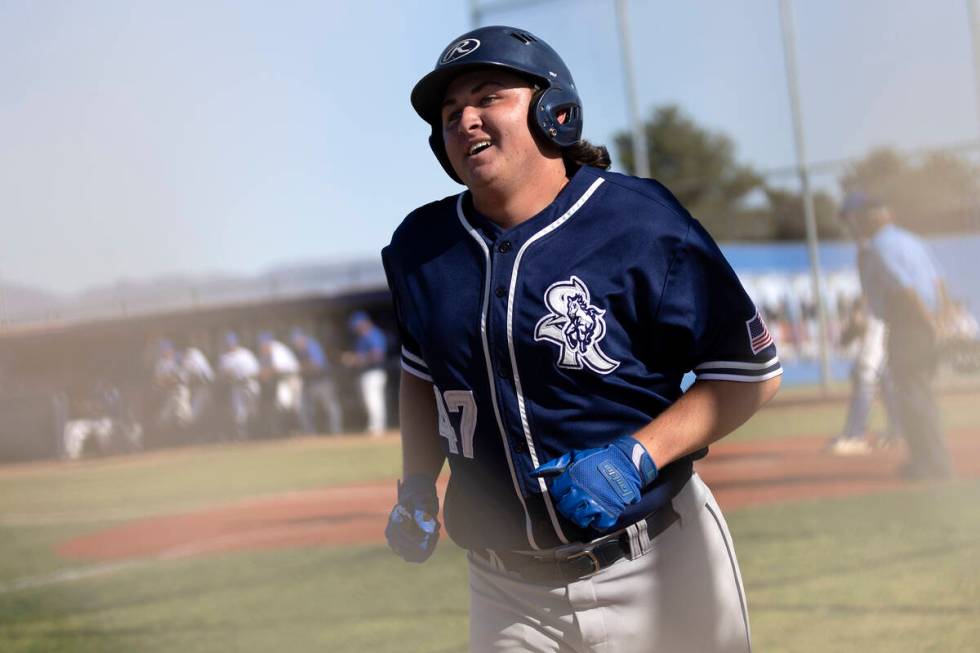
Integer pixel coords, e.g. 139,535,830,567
468,140,492,156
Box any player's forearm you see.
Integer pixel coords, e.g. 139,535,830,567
634,377,781,469
398,370,447,481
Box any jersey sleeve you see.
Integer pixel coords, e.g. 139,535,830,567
381,245,432,383
655,220,782,383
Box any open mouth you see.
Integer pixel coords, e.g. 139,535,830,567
467,140,492,157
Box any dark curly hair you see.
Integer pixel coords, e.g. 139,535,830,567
562,140,611,175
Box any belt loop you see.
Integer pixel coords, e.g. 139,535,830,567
626,519,653,559
487,549,506,572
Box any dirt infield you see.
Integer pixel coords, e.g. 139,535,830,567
58,431,980,562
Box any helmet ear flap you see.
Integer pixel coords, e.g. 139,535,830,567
531,86,583,148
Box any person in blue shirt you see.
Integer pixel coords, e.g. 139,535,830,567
840,192,952,480
342,311,388,436
291,327,343,435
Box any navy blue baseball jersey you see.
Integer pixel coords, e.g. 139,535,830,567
382,166,781,552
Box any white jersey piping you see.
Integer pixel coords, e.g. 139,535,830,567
400,361,433,382
455,194,540,550
696,368,784,382
694,356,779,371
401,346,429,369
506,176,606,545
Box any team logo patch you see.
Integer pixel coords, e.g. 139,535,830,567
441,38,481,64
746,310,774,354
534,276,620,375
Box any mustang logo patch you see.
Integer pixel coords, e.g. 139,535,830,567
534,276,620,374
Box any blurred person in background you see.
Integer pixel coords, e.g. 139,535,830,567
153,339,191,431
291,327,343,435
342,311,387,436
257,331,302,437
63,379,142,459
181,342,214,437
840,192,952,480
218,330,260,440
827,297,899,455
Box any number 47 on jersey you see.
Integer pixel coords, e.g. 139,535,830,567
434,387,477,458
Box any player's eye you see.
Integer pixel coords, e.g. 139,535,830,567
479,94,498,107
443,109,461,127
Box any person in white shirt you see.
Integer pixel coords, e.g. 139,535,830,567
154,339,191,429
181,345,214,430
258,331,303,437
218,331,260,440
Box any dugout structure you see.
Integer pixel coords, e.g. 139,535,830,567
0,289,395,462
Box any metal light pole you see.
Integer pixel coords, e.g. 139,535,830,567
470,0,482,28
614,0,650,178
968,0,980,136
0,275,6,329
778,0,831,392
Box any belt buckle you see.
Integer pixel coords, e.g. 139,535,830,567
563,548,601,578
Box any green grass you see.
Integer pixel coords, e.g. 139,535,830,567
3,485,978,653
735,481,980,652
1,388,978,652
728,386,980,442
0,545,471,653
0,436,402,520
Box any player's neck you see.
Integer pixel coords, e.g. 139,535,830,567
470,162,569,230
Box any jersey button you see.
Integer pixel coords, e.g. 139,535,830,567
512,438,527,453
497,240,512,254
496,365,509,378
494,286,506,298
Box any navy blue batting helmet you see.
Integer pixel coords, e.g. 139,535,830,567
411,26,584,183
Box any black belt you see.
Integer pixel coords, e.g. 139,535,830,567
476,502,681,584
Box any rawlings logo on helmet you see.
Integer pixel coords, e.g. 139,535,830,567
441,38,481,64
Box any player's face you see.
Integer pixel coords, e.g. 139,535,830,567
440,70,545,190
843,209,882,240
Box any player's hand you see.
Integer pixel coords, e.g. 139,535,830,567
532,436,658,532
385,474,440,563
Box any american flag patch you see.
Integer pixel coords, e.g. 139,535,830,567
746,310,773,355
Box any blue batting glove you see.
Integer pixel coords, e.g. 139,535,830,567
385,474,440,563
532,436,658,532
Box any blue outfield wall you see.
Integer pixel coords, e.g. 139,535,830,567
720,234,980,314
718,234,980,386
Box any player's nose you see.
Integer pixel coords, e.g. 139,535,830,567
458,104,483,132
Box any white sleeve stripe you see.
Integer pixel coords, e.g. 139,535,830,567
400,346,428,369
695,365,781,378
697,362,781,375
400,360,433,382
695,356,779,371
696,368,784,382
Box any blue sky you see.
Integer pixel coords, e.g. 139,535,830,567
0,0,976,293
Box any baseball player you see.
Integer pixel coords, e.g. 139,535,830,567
181,343,215,433
217,331,260,440
292,327,344,435
257,331,303,437
153,339,192,429
341,311,389,436
383,26,781,652
827,298,898,454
